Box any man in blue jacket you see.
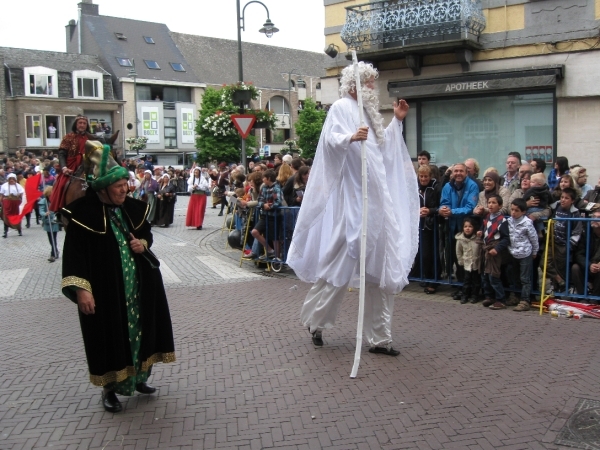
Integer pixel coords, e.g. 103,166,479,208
438,163,479,294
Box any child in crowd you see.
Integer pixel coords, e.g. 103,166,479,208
507,198,539,311
477,195,510,310
456,217,482,304
523,173,552,232
545,187,583,293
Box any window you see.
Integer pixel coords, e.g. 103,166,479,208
266,96,290,115
144,60,160,70
29,74,52,95
77,78,99,97
117,58,133,67
115,32,127,40
25,114,42,146
45,115,61,141
24,67,57,97
164,117,177,148
170,62,185,72
419,92,554,170
144,36,155,44
73,70,103,100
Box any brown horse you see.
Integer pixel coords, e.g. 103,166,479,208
63,131,121,216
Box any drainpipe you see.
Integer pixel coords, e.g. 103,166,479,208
78,5,82,54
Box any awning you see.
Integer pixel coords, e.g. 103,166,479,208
387,66,563,99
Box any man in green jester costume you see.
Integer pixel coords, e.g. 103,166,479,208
61,144,175,413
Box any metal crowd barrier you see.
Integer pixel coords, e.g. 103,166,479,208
228,205,300,272
539,217,600,313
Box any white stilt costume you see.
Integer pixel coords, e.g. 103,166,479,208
287,62,419,356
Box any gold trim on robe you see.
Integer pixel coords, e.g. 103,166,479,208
62,276,92,293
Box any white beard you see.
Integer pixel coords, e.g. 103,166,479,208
361,87,385,145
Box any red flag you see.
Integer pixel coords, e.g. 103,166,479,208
7,173,43,226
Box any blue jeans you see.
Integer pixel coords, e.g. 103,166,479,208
512,254,533,302
482,273,505,301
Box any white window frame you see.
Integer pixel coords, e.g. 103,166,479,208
72,70,104,100
24,67,58,98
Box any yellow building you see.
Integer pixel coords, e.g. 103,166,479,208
323,0,600,176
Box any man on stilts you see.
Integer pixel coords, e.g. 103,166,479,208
287,62,419,356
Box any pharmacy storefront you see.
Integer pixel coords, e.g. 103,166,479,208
390,66,562,172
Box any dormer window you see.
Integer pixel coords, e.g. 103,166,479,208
73,70,104,100
24,67,58,98
115,32,127,40
144,36,155,44
144,60,160,70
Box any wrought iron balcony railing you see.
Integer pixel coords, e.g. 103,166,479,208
340,0,486,53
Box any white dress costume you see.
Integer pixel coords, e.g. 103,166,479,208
287,95,419,347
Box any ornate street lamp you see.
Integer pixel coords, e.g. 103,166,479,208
236,0,278,169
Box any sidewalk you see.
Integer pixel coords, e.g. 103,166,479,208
0,197,598,449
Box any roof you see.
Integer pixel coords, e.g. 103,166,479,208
81,14,201,84
0,47,110,74
170,32,326,89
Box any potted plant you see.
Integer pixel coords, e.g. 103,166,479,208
252,109,278,129
222,82,259,104
125,136,149,154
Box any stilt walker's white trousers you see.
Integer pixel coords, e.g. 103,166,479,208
301,278,395,348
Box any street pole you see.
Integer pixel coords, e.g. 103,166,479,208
236,0,278,170
286,69,299,140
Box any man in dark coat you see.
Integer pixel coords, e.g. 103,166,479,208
61,149,175,413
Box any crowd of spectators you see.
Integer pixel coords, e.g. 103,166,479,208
412,149,600,310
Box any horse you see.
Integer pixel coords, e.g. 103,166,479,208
62,131,121,220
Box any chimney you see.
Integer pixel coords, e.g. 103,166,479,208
78,0,99,16
65,19,77,52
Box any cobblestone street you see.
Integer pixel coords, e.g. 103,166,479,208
1,196,599,449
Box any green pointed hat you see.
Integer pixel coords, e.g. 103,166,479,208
90,144,129,191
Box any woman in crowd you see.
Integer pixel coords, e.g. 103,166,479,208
290,166,310,207
548,156,569,191
210,162,230,216
412,165,441,294
1,173,24,238
154,174,177,227
38,186,60,261
276,163,293,201
186,167,210,230
127,171,140,198
138,170,159,222
570,166,593,198
473,171,511,216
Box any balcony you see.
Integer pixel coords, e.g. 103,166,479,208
340,0,486,72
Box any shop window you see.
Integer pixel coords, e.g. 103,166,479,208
164,117,177,148
420,93,554,171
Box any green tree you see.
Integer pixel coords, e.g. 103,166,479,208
294,98,327,160
195,87,257,164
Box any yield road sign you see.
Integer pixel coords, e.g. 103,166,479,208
230,115,256,139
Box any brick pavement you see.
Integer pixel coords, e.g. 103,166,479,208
1,196,599,449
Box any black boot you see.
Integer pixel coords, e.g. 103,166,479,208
101,390,122,413
460,294,469,304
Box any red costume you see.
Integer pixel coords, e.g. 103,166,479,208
49,132,88,212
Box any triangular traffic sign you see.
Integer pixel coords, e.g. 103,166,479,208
231,114,256,139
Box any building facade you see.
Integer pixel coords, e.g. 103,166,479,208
324,0,600,176
1,47,123,156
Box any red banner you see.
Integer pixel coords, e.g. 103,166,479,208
7,173,43,226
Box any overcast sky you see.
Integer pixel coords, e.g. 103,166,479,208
0,0,326,54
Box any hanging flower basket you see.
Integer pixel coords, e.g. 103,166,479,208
232,90,253,104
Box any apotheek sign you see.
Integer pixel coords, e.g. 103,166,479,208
388,67,562,99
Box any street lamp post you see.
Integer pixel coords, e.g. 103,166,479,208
236,0,278,169
128,60,139,153
285,69,300,140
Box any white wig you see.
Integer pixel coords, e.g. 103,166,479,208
339,61,379,97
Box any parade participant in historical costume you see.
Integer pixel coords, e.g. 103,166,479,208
61,146,175,413
49,115,91,212
153,174,177,227
287,62,419,355
186,167,210,230
1,173,24,238
138,170,159,223
210,162,230,216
